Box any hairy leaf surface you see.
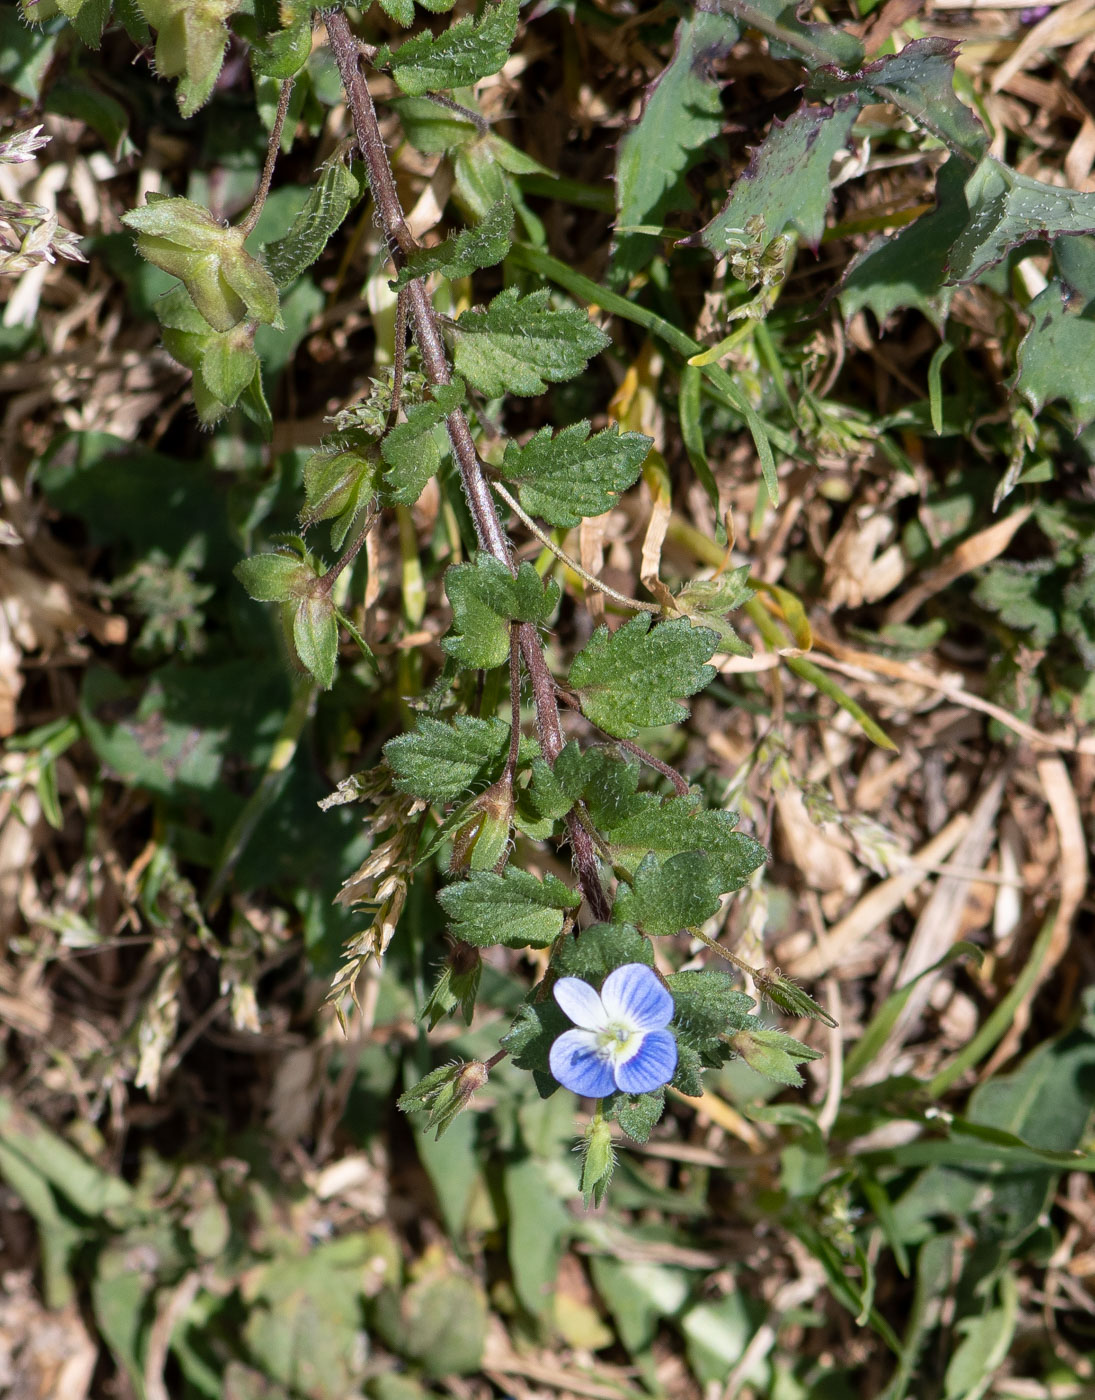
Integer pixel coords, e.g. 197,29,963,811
568,614,719,739
438,868,580,948
500,422,651,528
379,0,520,97
386,714,510,802
442,555,560,670
452,287,610,397
392,199,513,288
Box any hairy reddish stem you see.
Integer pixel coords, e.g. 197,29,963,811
325,12,609,920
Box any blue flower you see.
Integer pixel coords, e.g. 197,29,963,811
549,963,678,1098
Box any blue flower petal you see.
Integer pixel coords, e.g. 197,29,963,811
614,1028,678,1094
600,963,674,1032
549,1028,617,1098
553,977,608,1031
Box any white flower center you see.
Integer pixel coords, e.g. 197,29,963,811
596,1021,642,1063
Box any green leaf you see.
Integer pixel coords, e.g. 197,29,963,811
379,0,520,97
728,0,864,71
946,155,1095,284
262,155,367,290
500,422,651,529
197,321,260,406
293,591,338,689
613,8,737,285
943,1274,1018,1400
247,7,313,79
441,553,559,670
374,1252,488,1376
242,1236,374,1397
698,96,858,258
234,550,310,602
810,36,987,161
973,559,1058,648
603,793,768,895
451,286,610,397
503,997,569,1086
380,380,463,505
54,0,110,47
504,1156,571,1310
552,922,654,980
614,851,723,936
610,1089,666,1144
728,1027,822,1086
1016,235,1095,427
578,1117,616,1206
672,567,753,656
437,868,580,948
667,970,756,1056
136,0,235,117
391,198,513,289
385,714,510,803
568,614,719,740
840,157,968,329
392,94,480,152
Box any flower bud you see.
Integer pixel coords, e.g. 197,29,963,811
580,1116,616,1209
449,778,514,875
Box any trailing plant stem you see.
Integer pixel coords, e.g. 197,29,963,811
325,11,609,920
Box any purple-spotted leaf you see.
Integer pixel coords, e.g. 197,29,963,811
946,156,1095,285
809,37,987,162
696,96,858,260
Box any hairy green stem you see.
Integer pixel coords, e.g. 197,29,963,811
325,11,609,920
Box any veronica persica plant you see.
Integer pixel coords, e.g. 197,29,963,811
550,964,678,1097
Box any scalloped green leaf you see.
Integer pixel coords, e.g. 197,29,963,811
614,851,723,937
391,198,513,289
378,0,519,97
385,715,511,803
500,422,651,529
441,555,560,671
568,614,719,739
437,868,580,948
452,286,610,398
603,793,767,896
380,380,463,505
